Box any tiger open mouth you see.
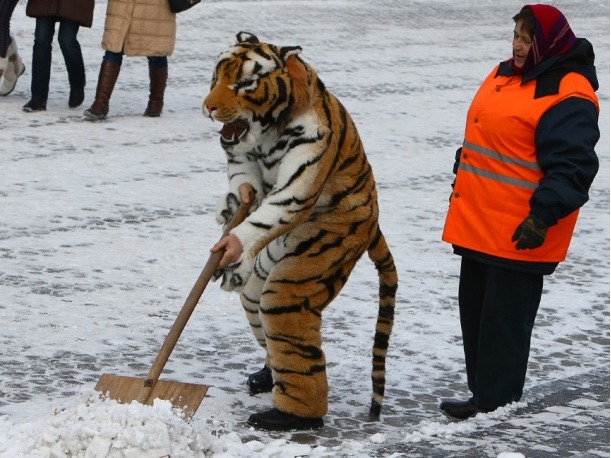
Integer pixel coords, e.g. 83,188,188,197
219,119,250,145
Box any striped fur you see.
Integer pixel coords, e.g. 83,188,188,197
203,32,398,419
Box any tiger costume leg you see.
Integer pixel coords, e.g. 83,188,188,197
240,246,273,388
242,218,396,429
244,224,365,424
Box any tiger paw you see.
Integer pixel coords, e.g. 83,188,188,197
217,259,251,292
218,251,253,292
215,192,240,226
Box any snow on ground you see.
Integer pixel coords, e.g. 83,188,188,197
0,1,608,457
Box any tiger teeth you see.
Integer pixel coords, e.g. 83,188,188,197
219,118,249,146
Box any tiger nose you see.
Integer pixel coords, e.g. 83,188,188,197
202,101,216,118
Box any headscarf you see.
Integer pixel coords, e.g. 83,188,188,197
520,4,577,73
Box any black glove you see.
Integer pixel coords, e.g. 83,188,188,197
449,147,462,202
512,215,548,250
452,147,462,175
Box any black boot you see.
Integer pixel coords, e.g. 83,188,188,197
247,365,273,394
247,408,323,431
439,400,489,421
23,98,46,112
69,86,84,108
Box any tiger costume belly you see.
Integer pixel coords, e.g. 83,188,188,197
203,32,398,422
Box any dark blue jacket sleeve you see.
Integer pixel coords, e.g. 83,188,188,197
530,96,600,226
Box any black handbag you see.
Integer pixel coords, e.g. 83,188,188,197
169,0,201,13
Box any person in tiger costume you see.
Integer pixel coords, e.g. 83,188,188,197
203,32,398,431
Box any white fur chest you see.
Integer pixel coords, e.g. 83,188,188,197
253,111,322,194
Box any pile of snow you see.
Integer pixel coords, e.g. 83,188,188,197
0,394,531,457
0,394,339,457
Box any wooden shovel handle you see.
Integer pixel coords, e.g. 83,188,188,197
137,190,255,404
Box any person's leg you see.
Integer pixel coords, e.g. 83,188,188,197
57,18,85,107
102,50,123,66
83,51,122,120
0,0,20,57
472,266,543,410
144,56,168,117
0,34,25,96
240,253,274,394
23,17,54,110
457,257,487,397
0,0,24,95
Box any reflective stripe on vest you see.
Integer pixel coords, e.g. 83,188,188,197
459,141,539,190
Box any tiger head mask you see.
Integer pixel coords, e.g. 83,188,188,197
202,32,315,152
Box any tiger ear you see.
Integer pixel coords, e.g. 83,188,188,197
236,32,259,44
286,54,313,116
280,46,302,61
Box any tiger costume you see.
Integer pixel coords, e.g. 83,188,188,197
202,32,398,431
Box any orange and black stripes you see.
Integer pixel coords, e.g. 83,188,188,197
205,33,398,419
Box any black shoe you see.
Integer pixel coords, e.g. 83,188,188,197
247,408,324,431
439,400,482,421
247,365,273,394
69,86,84,108
23,99,46,112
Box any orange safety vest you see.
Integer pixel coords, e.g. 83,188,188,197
443,66,598,263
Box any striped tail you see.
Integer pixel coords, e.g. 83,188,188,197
367,226,398,419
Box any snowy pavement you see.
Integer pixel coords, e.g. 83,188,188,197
0,1,609,457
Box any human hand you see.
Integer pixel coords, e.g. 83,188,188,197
238,183,256,205
210,234,249,290
511,215,547,250
210,234,252,291
211,234,243,268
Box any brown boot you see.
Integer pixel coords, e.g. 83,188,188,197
84,60,120,120
144,66,167,117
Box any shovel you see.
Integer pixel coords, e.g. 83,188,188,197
95,196,253,420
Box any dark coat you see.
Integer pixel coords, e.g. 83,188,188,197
26,0,95,28
497,38,599,231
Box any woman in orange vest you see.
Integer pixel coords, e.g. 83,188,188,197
440,4,599,420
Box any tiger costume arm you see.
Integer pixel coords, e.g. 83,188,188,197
215,149,264,226
215,116,336,290
227,117,335,285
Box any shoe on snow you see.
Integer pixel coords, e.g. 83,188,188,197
23,99,46,112
247,408,323,431
247,365,273,394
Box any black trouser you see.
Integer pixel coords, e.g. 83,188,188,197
458,257,543,410
0,0,19,57
30,17,84,101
